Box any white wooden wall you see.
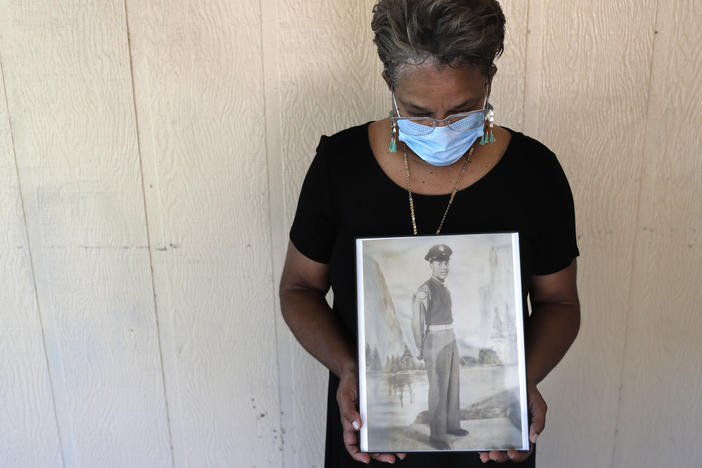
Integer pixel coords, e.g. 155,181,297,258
0,1,700,467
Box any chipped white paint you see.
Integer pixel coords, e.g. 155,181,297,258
0,1,700,467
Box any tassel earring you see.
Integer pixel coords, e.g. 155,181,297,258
389,111,398,153
480,105,496,145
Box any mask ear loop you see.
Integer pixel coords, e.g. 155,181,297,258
389,93,399,152
487,105,495,143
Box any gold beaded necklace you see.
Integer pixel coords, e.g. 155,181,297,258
402,144,474,236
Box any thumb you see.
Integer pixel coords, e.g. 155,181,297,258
529,395,546,443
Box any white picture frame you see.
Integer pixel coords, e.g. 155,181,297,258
356,232,529,452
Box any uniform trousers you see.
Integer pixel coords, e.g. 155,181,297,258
423,328,461,441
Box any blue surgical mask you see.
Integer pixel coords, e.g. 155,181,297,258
397,117,486,166
393,93,489,167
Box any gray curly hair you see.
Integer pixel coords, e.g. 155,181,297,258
371,0,506,89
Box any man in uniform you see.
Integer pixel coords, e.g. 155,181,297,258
412,244,469,449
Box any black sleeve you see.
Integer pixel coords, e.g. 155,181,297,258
529,149,580,275
289,136,336,264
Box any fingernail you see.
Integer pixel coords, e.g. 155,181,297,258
352,420,360,430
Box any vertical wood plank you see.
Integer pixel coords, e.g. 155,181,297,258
260,1,296,466
523,1,657,467
0,1,172,466
274,2,383,466
277,0,386,228
490,0,528,131
614,1,702,465
0,49,63,468
126,1,283,466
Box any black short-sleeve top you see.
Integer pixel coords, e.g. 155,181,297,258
291,122,578,335
289,122,578,467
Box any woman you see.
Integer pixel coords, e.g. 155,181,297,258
280,0,580,466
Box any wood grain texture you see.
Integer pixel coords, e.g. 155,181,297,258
0,1,172,466
0,49,63,468
278,0,386,227
2,1,701,466
614,1,702,465
126,1,283,466
260,3,296,466
490,0,528,131
524,1,657,467
274,2,384,466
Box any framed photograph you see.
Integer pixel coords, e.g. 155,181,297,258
355,232,528,452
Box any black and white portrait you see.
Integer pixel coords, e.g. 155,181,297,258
356,233,529,452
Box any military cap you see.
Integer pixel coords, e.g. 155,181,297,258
424,244,452,262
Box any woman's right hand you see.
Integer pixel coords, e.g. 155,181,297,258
336,370,406,464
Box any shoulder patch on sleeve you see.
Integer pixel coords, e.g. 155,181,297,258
416,291,427,299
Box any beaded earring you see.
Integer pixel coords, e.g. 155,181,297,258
480,105,496,145
389,111,398,152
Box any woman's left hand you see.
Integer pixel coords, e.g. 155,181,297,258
478,381,546,464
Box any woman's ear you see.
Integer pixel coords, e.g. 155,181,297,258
486,65,498,98
382,71,391,88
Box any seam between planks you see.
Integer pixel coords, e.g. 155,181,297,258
0,36,67,468
610,0,661,467
122,1,177,466
520,0,531,131
522,0,544,138
259,0,291,465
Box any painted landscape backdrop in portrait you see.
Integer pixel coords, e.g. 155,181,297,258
356,233,529,452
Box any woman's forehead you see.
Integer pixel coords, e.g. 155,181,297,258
395,63,487,106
